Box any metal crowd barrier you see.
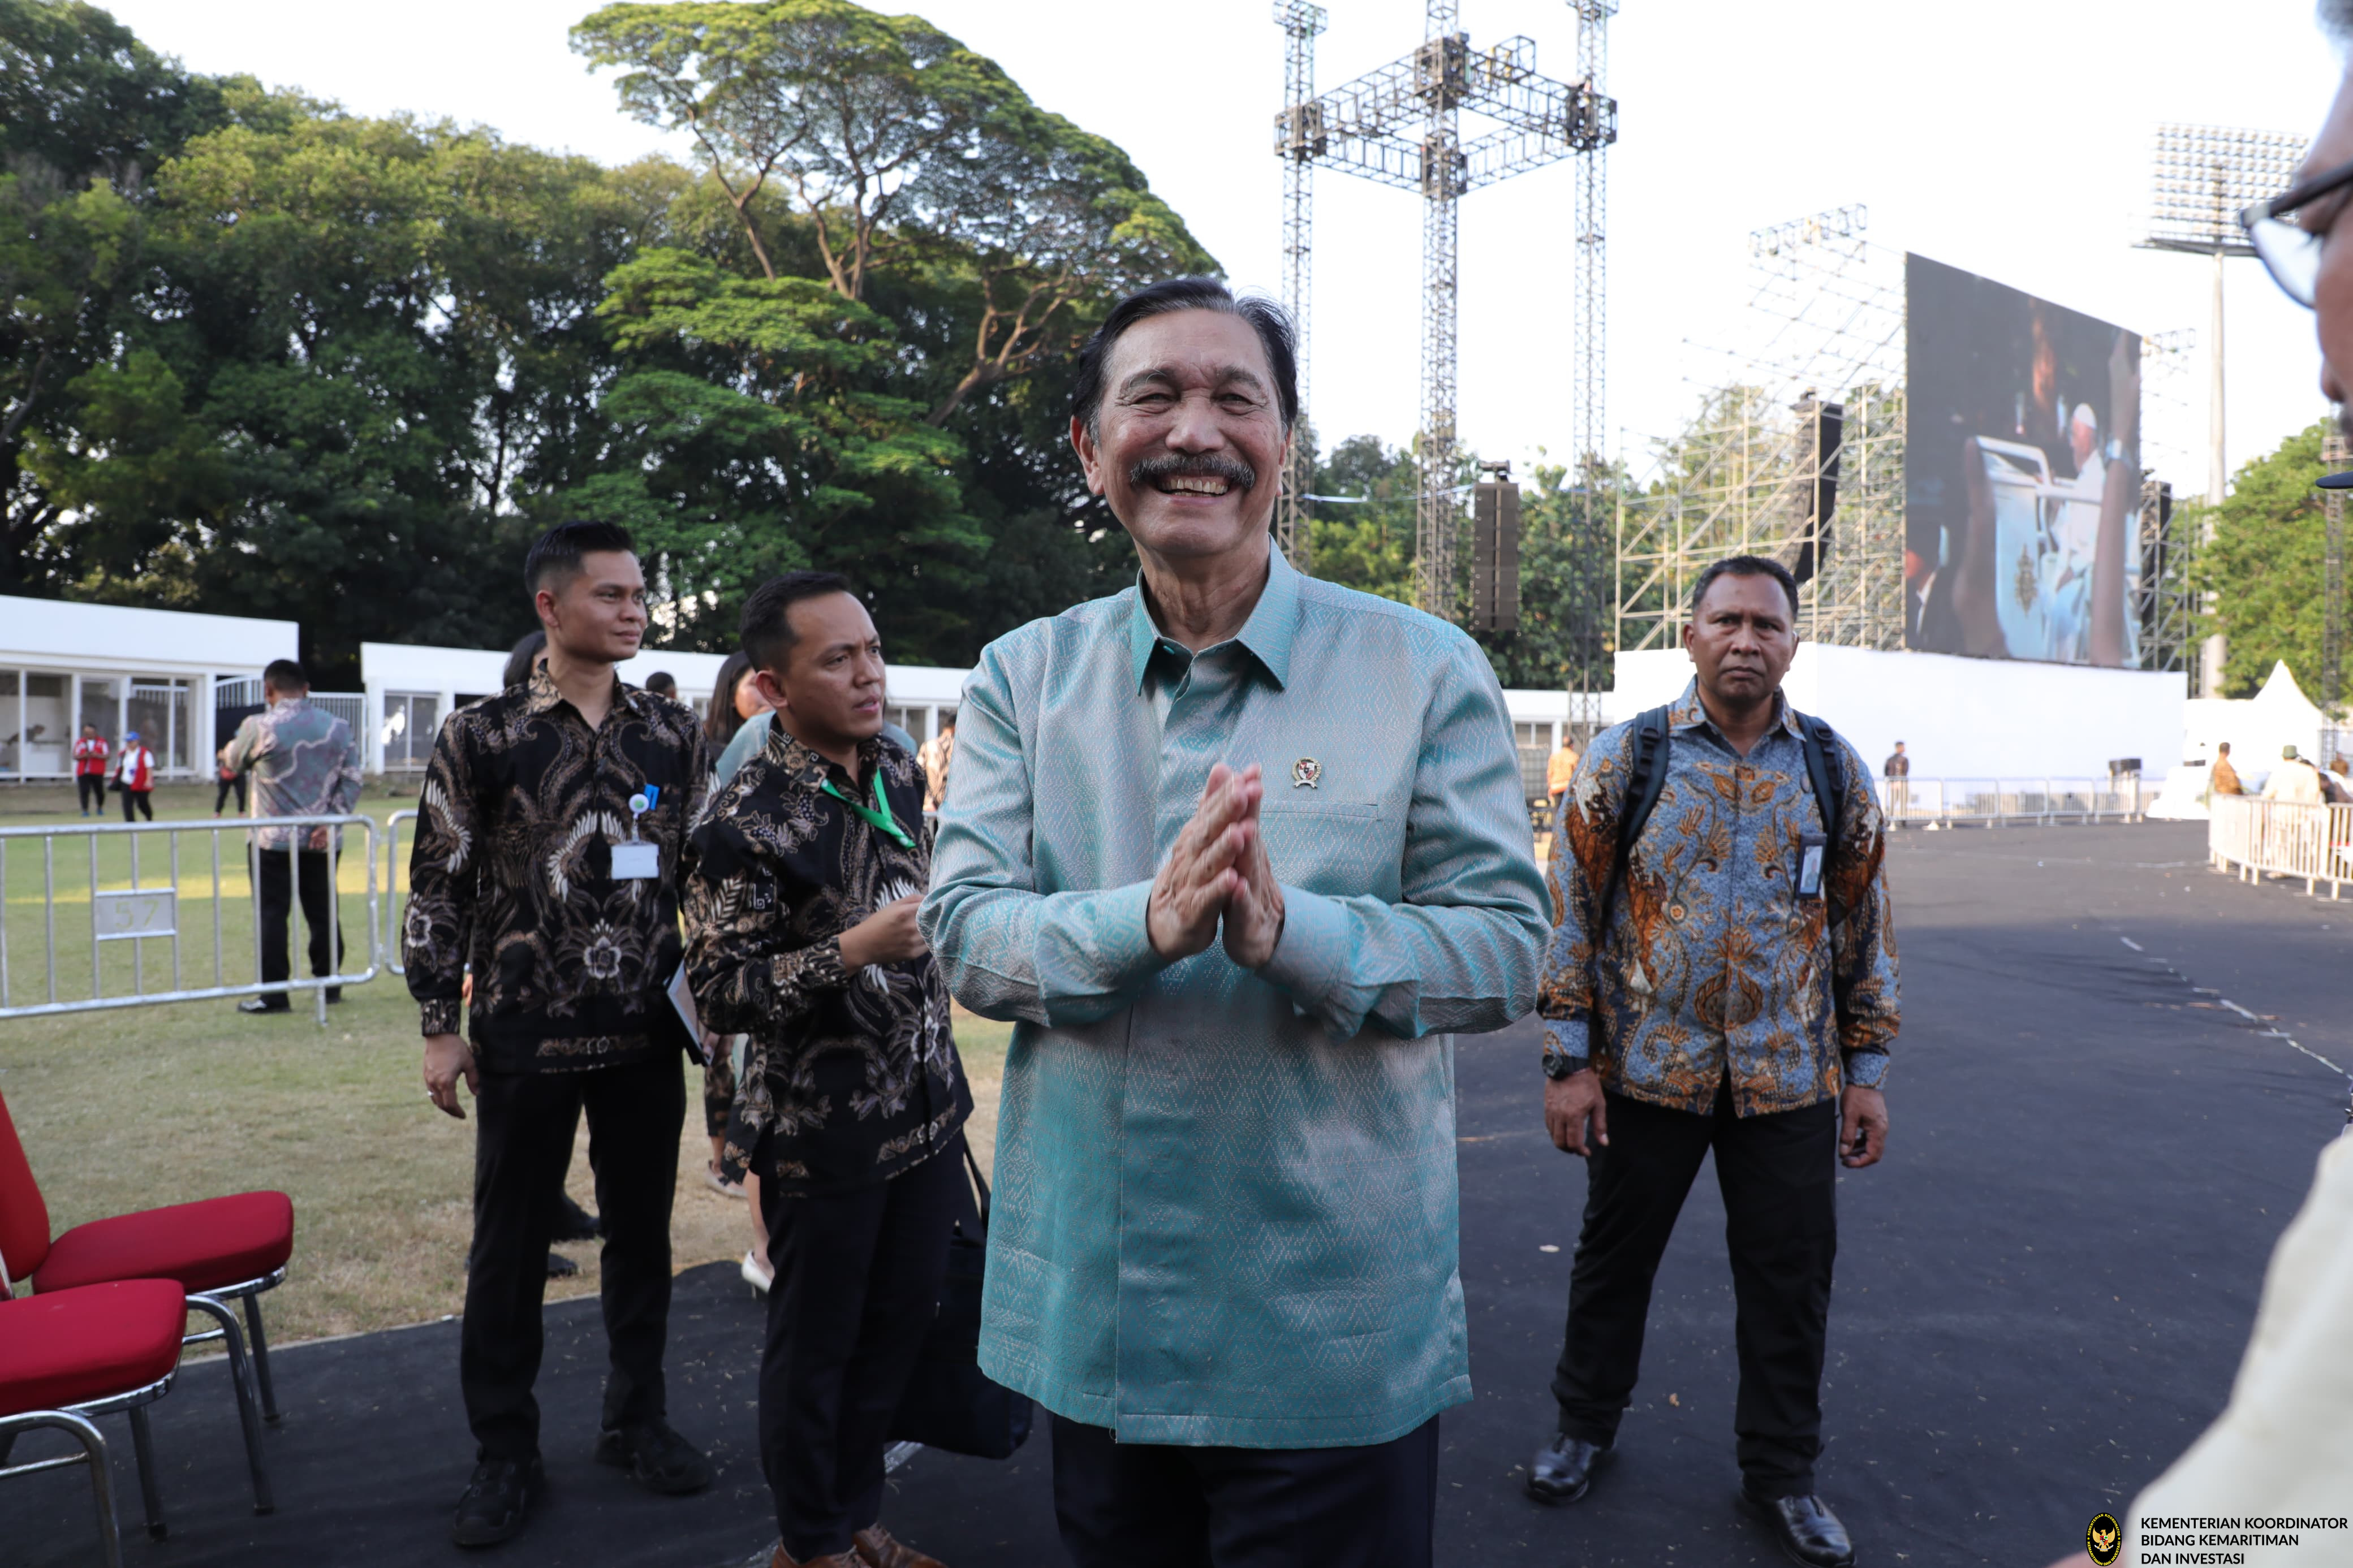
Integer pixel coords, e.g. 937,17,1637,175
383,809,418,978
1875,777,2147,829
2209,794,2353,900
0,815,381,1024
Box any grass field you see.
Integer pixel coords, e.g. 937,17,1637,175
0,779,1011,1346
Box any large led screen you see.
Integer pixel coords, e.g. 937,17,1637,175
1904,253,2142,667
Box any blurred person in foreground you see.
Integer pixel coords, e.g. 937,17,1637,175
221,658,363,1015
684,571,968,1568
922,278,1547,1566
2038,12,2353,1561
1531,556,1898,1568
407,520,713,1547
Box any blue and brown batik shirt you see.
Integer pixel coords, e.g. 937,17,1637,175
1537,678,1899,1116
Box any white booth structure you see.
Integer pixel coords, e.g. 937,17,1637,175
360,642,970,775
0,595,298,782
1613,644,2187,782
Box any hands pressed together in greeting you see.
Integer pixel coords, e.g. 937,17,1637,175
1147,763,1286,969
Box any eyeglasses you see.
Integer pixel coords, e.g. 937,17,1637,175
2239,154,2353,308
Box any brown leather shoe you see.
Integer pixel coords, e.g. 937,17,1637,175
766,1547,861,1568
852,1525,947,1568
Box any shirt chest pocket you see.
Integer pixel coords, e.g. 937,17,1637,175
1257,797,1398,896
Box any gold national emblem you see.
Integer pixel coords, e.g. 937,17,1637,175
2086,1513,2122,1567
1292,758,1321,790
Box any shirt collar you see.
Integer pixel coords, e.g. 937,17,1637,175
1667,677,1802,742
268,695,308,716
1125,544,1300,694
523,658,641,723
766,725,885,796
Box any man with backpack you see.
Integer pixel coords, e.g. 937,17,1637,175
1527,555,1899,1568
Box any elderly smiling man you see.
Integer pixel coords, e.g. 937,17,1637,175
920,277,1548,1567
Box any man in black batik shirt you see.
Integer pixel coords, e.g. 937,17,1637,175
686,571,969,1568
408,521,714,1549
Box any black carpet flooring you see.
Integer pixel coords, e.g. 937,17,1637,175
11,823,2351,1567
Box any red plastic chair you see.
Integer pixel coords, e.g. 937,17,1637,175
0,1091,285,1517
0,1277,189,1562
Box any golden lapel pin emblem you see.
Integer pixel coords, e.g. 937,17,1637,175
1292,758,1321,789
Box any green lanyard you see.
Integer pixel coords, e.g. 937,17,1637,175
821,772,915,850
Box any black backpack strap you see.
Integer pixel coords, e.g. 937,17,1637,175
1596,705,1674,936
1795,713,1848,911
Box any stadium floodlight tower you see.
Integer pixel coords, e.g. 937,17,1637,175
2139,123,2308,695
1275,0,1617,621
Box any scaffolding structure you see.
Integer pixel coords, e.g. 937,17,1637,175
2135,476,2197,679
1273,1,1616,621
1274,1,1327,572
1617,207,1908,654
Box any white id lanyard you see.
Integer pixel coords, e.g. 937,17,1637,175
612,787,661,880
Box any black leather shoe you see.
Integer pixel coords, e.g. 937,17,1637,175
1525,1432,1613,1504
1743,1491,1856,1568
451,1455,540,1548
594,1418,713,1495
236,997,289,1015
550,1194,602,1242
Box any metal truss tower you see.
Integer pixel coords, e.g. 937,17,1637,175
1566,0,1616,736
1274,2,1326,572
1275,1,1616,621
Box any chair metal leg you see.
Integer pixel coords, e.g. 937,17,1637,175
124,1405,166,1541
72,1414,125,1568
239,1291,281,1423
186,1293,274,1514
2,1411,123,1568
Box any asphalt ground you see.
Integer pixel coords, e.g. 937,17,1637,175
8,822,2351,1567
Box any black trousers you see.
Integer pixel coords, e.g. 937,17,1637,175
78,775,106,813
1051,1413,1440,1568
119,788,151,822
253,847,343,1004
213,774,246,813
462,1052,684,1461
759,1142,962,1558
1552,1086,1839,1496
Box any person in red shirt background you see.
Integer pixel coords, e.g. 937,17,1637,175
113,731,155,822
72,723,109,817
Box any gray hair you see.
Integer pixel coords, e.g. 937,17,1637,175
2325,0,2353,41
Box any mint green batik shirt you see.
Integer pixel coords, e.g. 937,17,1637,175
920,547,1548,1449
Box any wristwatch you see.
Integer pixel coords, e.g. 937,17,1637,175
2105,437,2129,464
1541,1051,1587,1081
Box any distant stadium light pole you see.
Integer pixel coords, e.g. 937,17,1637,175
2140,123,2308,696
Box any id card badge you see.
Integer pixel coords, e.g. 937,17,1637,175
611,841,660,880
1796,832,1828,900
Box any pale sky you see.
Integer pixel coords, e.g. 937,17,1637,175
103,0,2350,495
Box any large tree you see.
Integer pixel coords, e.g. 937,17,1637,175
0,0,238,593
571,0,1210,425
2193,418,2341,707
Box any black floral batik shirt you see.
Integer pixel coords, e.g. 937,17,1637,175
404,662,709,1073
683,727,969,1198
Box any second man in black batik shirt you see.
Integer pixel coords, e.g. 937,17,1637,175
685,572,968,1568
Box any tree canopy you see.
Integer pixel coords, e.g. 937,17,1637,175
2193,418,2344,708
2,0,1212,681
